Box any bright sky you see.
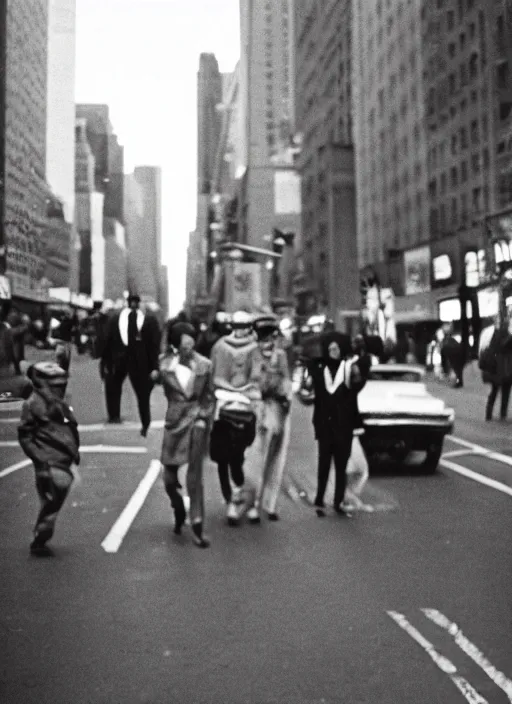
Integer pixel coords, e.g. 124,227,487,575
75,0,240,315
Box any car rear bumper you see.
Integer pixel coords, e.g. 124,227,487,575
361,416,454,454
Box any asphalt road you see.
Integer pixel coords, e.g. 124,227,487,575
0,355,511,704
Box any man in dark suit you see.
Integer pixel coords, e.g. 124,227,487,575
101,294,161,436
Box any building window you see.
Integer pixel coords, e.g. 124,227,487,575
449,42,456,58
441,172,447,194
471,153,480,173
460,126,468,149
447,10,455,30
461,160,468,182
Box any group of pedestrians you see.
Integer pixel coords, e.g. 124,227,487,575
14,298,373,555
478,309,512,421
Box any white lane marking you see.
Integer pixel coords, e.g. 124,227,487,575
387,611,489,704
101,459,161,553
440,458,512,498
80,445,148,454
0,441,19,448
78,420,165,432
0,417,19,424
442,449,477,459
0,458,31,479
422,609,512,702
449,435,512,468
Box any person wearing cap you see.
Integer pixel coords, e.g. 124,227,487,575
18,362,80,556
246,315,292,523
151,321,215,547
101,293,161,435
210,310,260,522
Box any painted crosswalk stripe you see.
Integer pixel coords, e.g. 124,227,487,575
101,459,161,553
0,458,31,479
422,609,512,702
387,611,488,704
441,458,512,498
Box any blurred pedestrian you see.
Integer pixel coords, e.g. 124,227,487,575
18,362,80,556
479,313,512,421
247,315,292,523
442,323,465,388
307,331,366,517
0,300,32,400
6,306,30,374
101,294,161,435
152,321,215,547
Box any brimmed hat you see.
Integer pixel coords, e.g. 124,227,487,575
253,314,279,340
27,361,68,384
231,310,253,329
127,293,141,304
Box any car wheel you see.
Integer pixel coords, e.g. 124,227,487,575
420,441,443,474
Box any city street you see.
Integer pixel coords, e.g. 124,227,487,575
1,355,511,704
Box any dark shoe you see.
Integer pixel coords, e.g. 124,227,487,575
173,503,186,536
140,425,149,438
191,523,210,548
108,417,122,424
334,503,353,518
267,512,279,521
314,500,326,517
30,541,54,557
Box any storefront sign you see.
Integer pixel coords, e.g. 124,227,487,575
225,262,263,313
438,298,473,322
274,170,301,215
477,288,499,318
404,246,431,295
432,254,452,282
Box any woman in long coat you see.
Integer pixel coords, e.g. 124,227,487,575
308,331,364,517
152,321,215,547
247,316,292,523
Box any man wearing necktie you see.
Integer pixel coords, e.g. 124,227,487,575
101,294,161,436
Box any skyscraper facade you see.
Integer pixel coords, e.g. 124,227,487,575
238,0,296,249
197,53,223,196
124,166,163,307
353,0,429,299
294,0,359,325
46,0,76,224
1,0,50,301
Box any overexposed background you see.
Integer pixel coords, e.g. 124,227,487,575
76,0,240,314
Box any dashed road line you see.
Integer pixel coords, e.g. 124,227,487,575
101,459,161,553
423,609,512,702
387,611,489,704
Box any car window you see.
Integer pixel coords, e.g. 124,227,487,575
368,370,422,383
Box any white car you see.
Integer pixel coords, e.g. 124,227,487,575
359,364,455,473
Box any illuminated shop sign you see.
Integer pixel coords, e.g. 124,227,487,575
432,254,452,282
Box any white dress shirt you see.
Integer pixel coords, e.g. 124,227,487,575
118,308,145,347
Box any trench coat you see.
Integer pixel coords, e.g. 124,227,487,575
158,351,216,466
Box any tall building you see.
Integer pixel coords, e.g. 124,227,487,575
353,0,429,307
75,105,127,302
238,0,296,250
124,166,163,307
1,0,50,302
197,53,223,196
46,0,76,224
294,0,358,326
422,0,512,325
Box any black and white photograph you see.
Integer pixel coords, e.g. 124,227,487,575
1,0,512,702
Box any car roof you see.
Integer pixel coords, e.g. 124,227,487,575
369,364,425,378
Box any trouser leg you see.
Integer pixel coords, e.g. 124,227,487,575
105,361,126,421
229,449,246,488
217,462,232,503
332,438,353,508
315,438,333,507
163,464,186,529
262,414,291,515
187,424,207,526
486,384,499,420
500,383,512,419
33,468,73,545
128,364,152,430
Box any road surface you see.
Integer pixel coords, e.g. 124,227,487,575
0,355,510,704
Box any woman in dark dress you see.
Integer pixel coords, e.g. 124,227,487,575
308,331,365,517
